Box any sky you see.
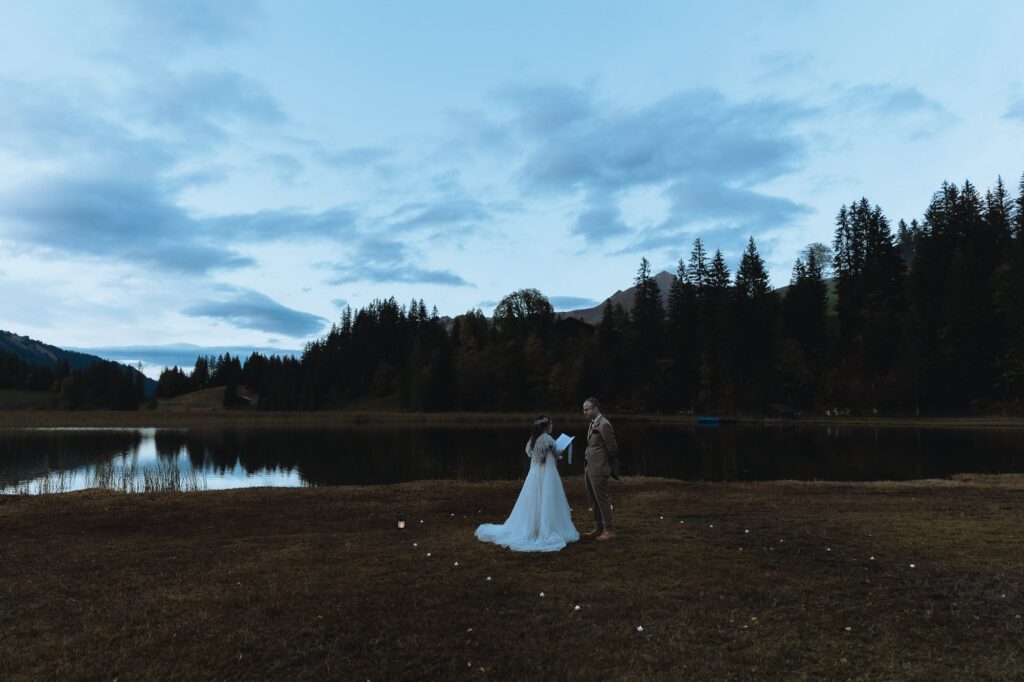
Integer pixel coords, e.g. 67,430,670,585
1,1,1022,376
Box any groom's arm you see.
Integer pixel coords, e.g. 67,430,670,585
599,421,618,459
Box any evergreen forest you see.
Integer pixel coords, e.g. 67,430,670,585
147,174,1023,415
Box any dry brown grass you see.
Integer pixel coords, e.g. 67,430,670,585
158,386,259,411
0,390,53,410
2,476,1022,679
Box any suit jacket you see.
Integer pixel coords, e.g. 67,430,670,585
585,414,618,478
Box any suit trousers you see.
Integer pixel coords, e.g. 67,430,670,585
584,468,613,531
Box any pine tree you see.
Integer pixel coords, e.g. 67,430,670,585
631,257,664,349
223,381,240,408
984,176,1013,246
630,257,665,408
667,258,700,411
1014,173,1024,240
708,249,731,291
897,219,915,266
686,238,709,296
733,237,774,410
191,356,209,391
735,237,770,300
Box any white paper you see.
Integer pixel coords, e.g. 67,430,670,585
554,433,574,463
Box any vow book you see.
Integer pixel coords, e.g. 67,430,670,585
554,433,574,464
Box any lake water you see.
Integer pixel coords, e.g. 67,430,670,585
2,423,1023,494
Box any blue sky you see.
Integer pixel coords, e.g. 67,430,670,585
1,1,1022,375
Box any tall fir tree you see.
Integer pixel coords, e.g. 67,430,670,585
667,259,699,411
686,238,709,297
735,237,770,300
733,237,774,410
631,257,665,408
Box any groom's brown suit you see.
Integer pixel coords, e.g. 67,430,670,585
584,413,617,531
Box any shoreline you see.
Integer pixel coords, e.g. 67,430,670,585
2,475,1022,678
0,409,1023,429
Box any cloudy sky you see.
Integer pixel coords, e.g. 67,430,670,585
1,1,1022,374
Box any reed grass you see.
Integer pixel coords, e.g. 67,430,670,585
3,459,207,495
1,409,1023,430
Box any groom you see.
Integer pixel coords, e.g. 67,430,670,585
582,397,617,542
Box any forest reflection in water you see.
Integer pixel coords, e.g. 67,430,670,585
1,423,1023,494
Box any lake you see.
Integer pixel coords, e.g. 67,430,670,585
2,423,1023,494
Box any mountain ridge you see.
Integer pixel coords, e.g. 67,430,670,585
0,330,157,394
556,271,837,324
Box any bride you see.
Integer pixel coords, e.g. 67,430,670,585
475,416,579,552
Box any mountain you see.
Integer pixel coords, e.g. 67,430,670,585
557,271,676,325
557,273,840,325
68,343,303,376
0,330,157,395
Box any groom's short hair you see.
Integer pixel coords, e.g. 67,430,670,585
584,397,601,410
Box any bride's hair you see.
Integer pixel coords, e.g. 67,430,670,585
529,415,551,448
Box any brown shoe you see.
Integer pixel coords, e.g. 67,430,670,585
581,528,602,540
595,530,616,542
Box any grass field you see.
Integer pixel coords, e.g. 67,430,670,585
2,475,1022,679
0,389,53,410
157,385,259,411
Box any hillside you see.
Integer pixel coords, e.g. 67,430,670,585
158,385,258,411
0,389,55,410
557,271,676,324
0,330,157,395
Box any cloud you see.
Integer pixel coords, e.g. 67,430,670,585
1,176,253,273
619,223,755,257
211,206,359,241
182,291,327,337
262,153,305,183
0,171,371,271
550,296,598,310
114,0,260,51
756,52,814,80
509,87,811,195
482,85,814,247
494,83,595,135
1003,96,1024,122
0,65,304,271
331,298,348,309
333,264,471,286
662,180,812,226
571,196,631,240
389,196,492,232
0,78,175,173
325,237,472,287
317,146,395,168
836,84,956,136
126,70,285,145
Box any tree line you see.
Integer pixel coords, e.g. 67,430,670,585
1,353,144,410
151,173,1024,415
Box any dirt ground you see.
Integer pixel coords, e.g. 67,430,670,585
2,474,1022,679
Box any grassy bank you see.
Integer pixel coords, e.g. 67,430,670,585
1,409,1023,430
2,476,1022,679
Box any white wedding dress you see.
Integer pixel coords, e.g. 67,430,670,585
475,433,579,552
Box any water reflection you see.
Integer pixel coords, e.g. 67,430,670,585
2,424,1023,494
